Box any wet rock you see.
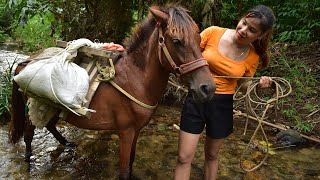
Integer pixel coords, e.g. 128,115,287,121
45,147,57,152
111,134,119,140
276,129,306,146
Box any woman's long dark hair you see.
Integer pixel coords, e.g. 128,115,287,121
244,5,275,68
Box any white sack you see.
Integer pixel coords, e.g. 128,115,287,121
13,39,94,111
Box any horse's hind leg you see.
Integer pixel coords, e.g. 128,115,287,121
24,119,35,162
45,115,76,147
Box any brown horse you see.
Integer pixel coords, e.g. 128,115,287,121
9,4,215,179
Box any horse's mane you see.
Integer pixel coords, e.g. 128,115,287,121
165,5,199,44
123,4,199,68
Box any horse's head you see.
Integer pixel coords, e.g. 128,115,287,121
150,5,216,102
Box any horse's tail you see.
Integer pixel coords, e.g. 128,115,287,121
9,62,29,144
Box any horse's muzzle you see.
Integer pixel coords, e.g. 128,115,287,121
190,82,215,103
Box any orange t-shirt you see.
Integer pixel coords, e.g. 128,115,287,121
200,26,259,94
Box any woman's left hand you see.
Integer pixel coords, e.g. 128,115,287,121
259,76,273,88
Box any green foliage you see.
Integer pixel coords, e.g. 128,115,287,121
258,44,318,133
0,30,9,42
0,1,16,36
0,0,58,51
2,0,320,46
13,12,60,52
282,107,298,120
218,0,320,43
183,0,209,29
275,1,320,43
280,99,315,133
304,103,319,112
6,0,52,26
295,121,315,133
2,0,52,37
277,30,311,44
0,59,15,118
266,45,317,97
219,1,238,28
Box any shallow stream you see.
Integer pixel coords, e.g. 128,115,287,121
0,48,319,179
0,105,319,179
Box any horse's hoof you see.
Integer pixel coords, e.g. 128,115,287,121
119,173,134,180
25,152,33,162
119,176,130,180
65,142,77,148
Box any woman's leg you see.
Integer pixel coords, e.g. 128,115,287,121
204,137,224,180
174,130,201,180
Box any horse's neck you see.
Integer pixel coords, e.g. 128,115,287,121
116,39,169,105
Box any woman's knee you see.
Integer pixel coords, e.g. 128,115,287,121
177,152,194,164
205,138,224,161
176,131,201,165
205,151,220,161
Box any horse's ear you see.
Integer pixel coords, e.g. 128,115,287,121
149,7,169,23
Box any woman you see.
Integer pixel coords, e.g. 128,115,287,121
174,5,276,180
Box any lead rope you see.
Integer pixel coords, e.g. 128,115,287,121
219,76,292,171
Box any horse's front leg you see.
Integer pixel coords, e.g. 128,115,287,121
24,120,35,162
118,128,140,180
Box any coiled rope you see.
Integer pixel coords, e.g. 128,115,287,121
230,76,292,171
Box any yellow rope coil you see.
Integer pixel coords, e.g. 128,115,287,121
234,77,292,172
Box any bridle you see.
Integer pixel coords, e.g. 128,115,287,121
157,27,209,76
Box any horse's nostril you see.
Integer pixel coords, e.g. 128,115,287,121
200,84,211,95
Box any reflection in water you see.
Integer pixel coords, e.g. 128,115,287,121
0,105,319,179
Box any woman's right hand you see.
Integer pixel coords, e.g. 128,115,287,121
259,76,273,88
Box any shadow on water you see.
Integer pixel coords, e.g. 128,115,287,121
0,105,320,179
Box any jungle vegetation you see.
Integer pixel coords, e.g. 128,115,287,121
0,0,319,135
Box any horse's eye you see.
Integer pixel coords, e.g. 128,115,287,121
172,39,182,45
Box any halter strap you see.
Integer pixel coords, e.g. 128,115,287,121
158,27,208,76
158,28,179,71
179,58,208,74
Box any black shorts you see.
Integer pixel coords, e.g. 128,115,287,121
180,94,234,139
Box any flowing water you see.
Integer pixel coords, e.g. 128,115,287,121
0,43,29,80
0,106,320,180
0,48,320,179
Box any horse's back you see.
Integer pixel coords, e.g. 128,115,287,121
14,47,64,74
